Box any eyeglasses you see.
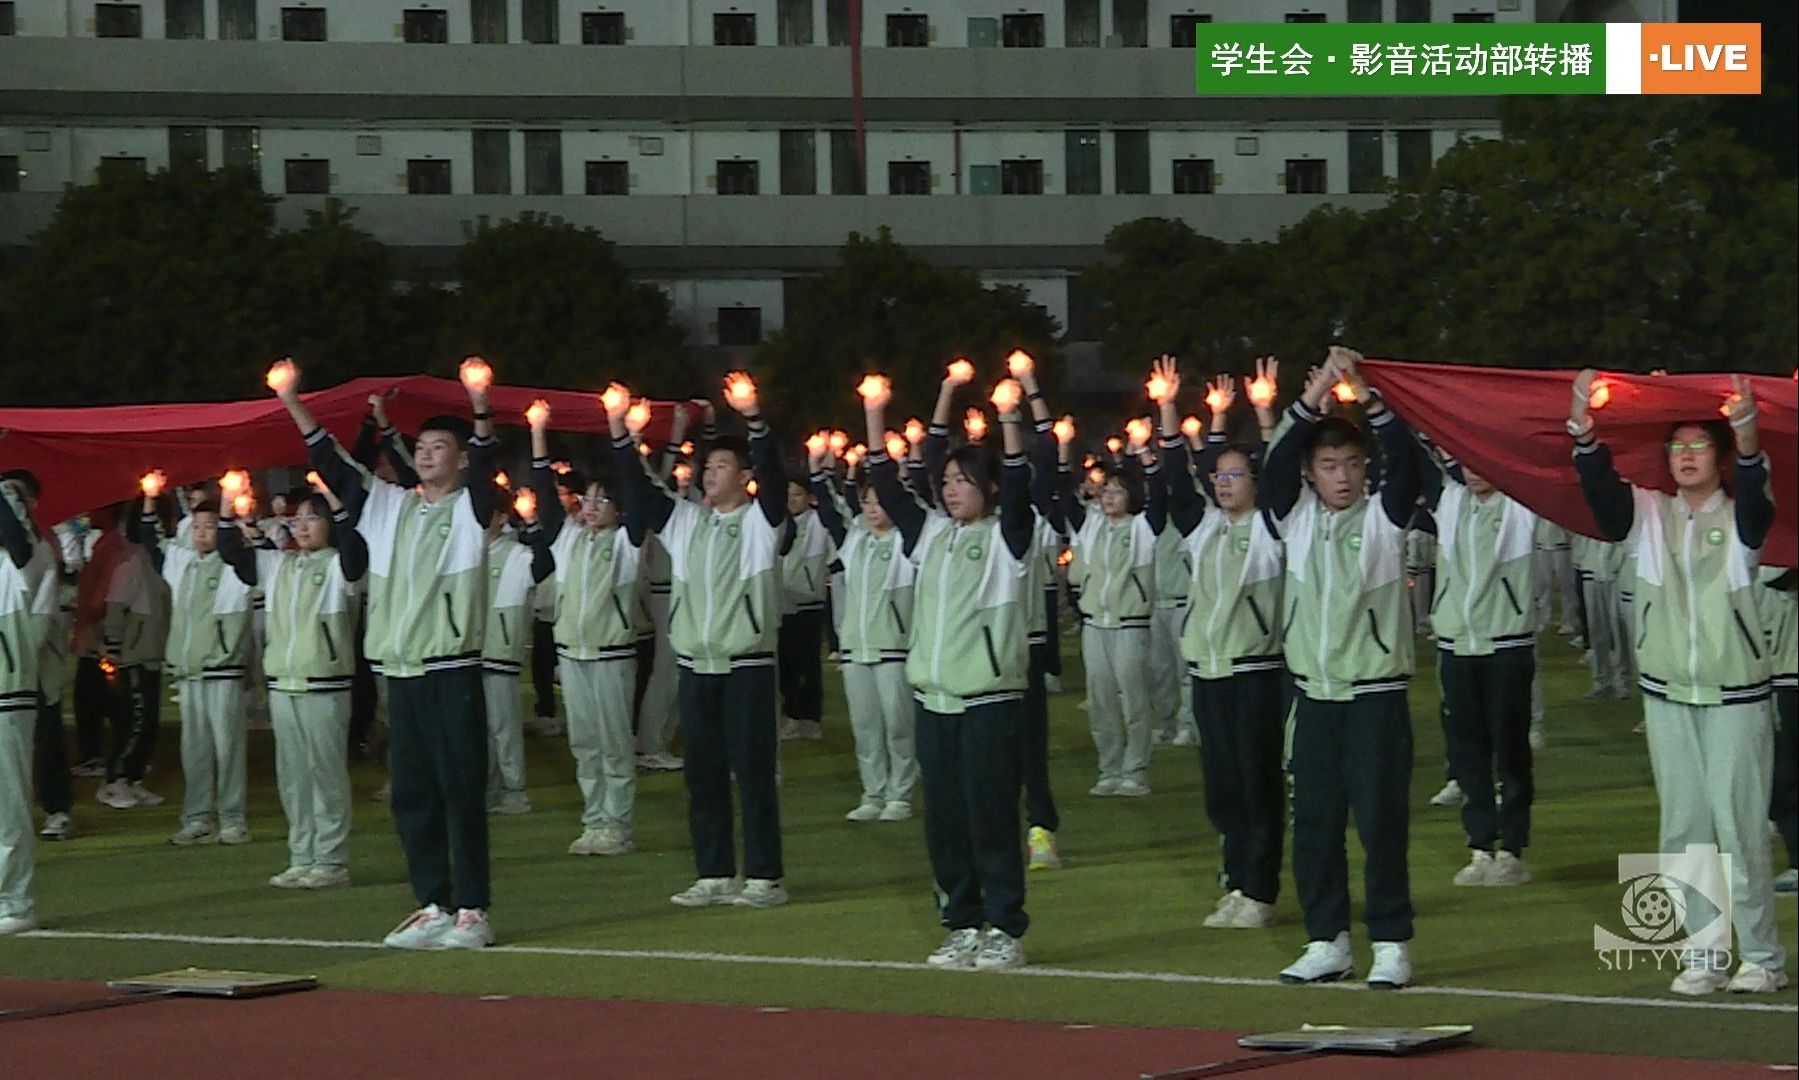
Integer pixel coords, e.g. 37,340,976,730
1212,470,1250,482
1667,440,1713,454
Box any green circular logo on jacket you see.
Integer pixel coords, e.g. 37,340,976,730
1706,528,1725,546
727,523,741,539
206,576,219,589
438,523,452,539
312,572,326,586
879,547,892,562
491,566,502,579
967,545,984,561
1346,533,1363,551
1236,536,1250,553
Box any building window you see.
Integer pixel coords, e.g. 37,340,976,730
524,130,563,195
825,0,849,45
829,130,863,195
219,0,257,39
1114,130,1149,194
1396,128,1433,189
99,156,148,176
886,14,927,47
582,12,624,44
0,156,20,192
1113,0,1146,46
1065,131,1101,195
168,126,208,172
1396,0,1431,19
779,130,817,195
1348,0,1382,21
1001,14,1044,48
1170,14,1212,49
1066,0,1100,47
95,3,143,38
522,0,558,43
0,3,14,36
1285,159,1327,194
1000,159,1044,195
407,160,452,195
717,307,763,347
1172,159,1215,194
888,161,930,195
1285,12,1327,22
284,158,329,194
166,0,204,39
1348,128,1383,193
472,0,507,42
281,7,327,41
716,160,759,195
714,13,756,46
1452,11,1495,22
472,129,510,194
403,9,448,42
222,126,260,172
776,0,811,44
585,160,628,195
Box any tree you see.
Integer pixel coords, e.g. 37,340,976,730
270,199,412,386
454,214,688,393
754,228,1063,435
6,164,284,404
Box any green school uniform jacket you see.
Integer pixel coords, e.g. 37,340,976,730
482,534,540,674
0,482,45,714
548,524,644,663
1430,473,1538,658
1758,568,1796,690
781,509,835,617
161,543,254,681
810,471,916,665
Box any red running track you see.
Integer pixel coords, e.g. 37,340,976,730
0,980,1774,1079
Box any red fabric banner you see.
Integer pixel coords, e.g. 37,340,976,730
0,376,682,526
1361,360,1796,568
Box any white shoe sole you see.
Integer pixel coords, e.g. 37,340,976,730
1279,965,1354,985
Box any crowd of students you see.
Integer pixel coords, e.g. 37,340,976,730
0,349,1793,996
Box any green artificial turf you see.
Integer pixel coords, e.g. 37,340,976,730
4,635,1794,1064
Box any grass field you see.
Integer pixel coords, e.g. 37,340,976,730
4,633,1795,1065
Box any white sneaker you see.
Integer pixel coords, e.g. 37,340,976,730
268,866,312,889
219,825,251,845
1219,895,1277,929
1027,826,1061,871
1151,729,1172,747
568,828,606,855
1115,780,1151,797
1088,778,1121,797
95,781,132,809
1670,966,1731,996
1043,674,1063,694
301,865,351,889
639,752,683,772
800,720,823,741
927,927,983,970
878,800,913,822
778,717,804,741
0,912,40,936
670,877,741,908
974,928,1026,972
1368,941,1413,990
126,782,163,807
845,800,883,823
589,826,634,856
1632,718,1647,734
1204,892,1244,928
1528,722,1546,751
734,878,789,909
40,812,74,841
1429,779,1465,808
1172,727,1198,747
1279,932,1353,984
169,821,215,846
1489,851,1531,886
1453,850,1494,886
1775,867,1797,895
440,908,494,949
384,904,454,949
70,759,106,778
491,791,532,816
1725,963,1790,994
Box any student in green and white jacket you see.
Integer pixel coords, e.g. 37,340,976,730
1760,567,1797,894
0,474,50,935
809,440,918,823
530,401,648,858
1571,369,1786,995
147,491,256,849
862,372,1037,974
220,483,367,891
1572,533,1633,700
1262,348,1423,992
481,502,552,818
778,474,835,743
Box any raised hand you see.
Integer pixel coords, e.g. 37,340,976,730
1204,374,1235,415
944,359,974,387
858,373,892,412
1247,356,1279,410
722,372,760,416
266,358,300,400
526,399,551,433
1147,354,1180,404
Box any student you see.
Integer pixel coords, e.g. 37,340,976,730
0,473,78,844
219,483,367,889
635,405,700,771
1570,370,1786,994
1262,348,1422,990
480,501,552,817
1534,519,1583,638
0,473,49,934
862,373,1036,972
93,500,171,811
1060,420,1165,798
1153,359,1288,931
274,357,501,949
607,374,791,910
1421,443,1538,889
778,476,834,743
530,402,646,857
808,440,917,823
150,490,256,847
1760,568,1797,895
1572,534,1632,700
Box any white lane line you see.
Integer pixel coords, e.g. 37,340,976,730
18,929,1796,1015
